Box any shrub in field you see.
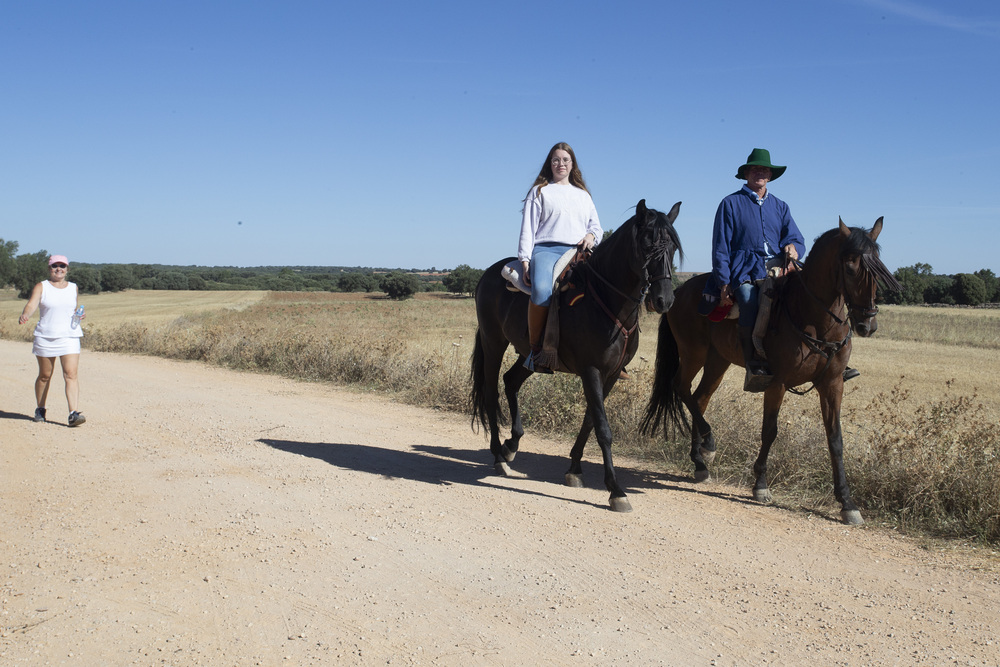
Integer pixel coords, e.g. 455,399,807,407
442,265,483,296
380,272,419,300
848,379,1000,542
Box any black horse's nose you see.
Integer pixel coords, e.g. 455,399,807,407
648,293,674,314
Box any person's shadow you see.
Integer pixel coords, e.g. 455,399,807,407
0,410,37,422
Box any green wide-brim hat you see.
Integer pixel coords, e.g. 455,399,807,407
736,147,786,181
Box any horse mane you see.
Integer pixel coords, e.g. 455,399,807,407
807,225,900,292
587,205,683,275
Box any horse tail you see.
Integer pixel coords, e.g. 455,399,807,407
640,314,691,436
469,327,491,433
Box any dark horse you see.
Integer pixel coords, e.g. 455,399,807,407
642,218,900,525
471,199,682,512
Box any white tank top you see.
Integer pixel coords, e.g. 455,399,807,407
33,281,82,339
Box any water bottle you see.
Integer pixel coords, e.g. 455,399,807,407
71,305,84,328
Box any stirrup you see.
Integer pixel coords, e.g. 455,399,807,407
743,366,772,393
524,349,553,374
843,366,860,382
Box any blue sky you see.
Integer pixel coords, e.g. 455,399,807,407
2,0,998,274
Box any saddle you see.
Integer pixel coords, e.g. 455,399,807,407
501,248,586,296
712,264,789,360
501,248,590,372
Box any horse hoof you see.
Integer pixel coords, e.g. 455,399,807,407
694,470,711,483
841,509,864,526
501,445,517,463
753,488,773,504
495,461,512,476
565,473,583,488
699,448,716,465
609,496,633,513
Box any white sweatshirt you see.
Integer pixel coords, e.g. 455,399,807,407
517,183,602,262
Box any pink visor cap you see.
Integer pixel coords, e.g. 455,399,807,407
48,255,69,266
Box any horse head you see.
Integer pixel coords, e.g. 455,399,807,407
837,217,901,337
634,199,683,313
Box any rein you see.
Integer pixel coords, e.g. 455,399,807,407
585,270,640,374
782,258,854,396
788,258,849,325
578,234,671,374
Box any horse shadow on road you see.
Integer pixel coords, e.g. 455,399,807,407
259,437,695,512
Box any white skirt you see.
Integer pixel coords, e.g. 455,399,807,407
32,336,81,358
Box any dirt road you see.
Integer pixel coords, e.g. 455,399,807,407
2,339,998,666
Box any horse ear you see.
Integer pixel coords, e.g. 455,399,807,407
839,217,851,238
869,216,884,241
636,199,647,216
666,201,681,225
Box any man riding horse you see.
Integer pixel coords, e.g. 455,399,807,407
699,148,857,391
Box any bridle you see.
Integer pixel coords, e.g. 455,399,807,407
581,225,676,373
782,253,877,395
787,253,879,329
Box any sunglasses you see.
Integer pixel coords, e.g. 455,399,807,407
50,264,68,269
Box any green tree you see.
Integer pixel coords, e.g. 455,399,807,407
71,266,102,294
12,251,49,298
337,272,379,292
188,274,207,290
131,264,157,280
442,264,484,296
99,265,135,292
0,238,19,288
379,272,419,300
157,271,190,290
973,269,999,302
952,273,987,306
887,263,933,305
923,275,955,304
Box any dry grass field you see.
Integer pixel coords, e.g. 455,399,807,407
2,288,998,543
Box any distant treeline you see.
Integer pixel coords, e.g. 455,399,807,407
2,237,995,305
0,238,485,299
883,263,1000,307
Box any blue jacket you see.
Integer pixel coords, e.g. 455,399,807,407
710,186,805,290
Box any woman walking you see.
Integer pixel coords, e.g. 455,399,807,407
18,254,87,426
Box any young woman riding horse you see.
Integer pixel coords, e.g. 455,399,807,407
517,143,602,373
472,199,682,512
642,218,900,525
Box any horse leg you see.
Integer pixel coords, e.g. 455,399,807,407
565,408,594,488
752,387,786,504
495,358,532,475
685,353,730,481
579,368,631,512
818,385,863,525
481,351,508,474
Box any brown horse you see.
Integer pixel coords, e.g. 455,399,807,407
642,218,900,525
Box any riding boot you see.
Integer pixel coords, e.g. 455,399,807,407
524,302,553,374
740,325,772,392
